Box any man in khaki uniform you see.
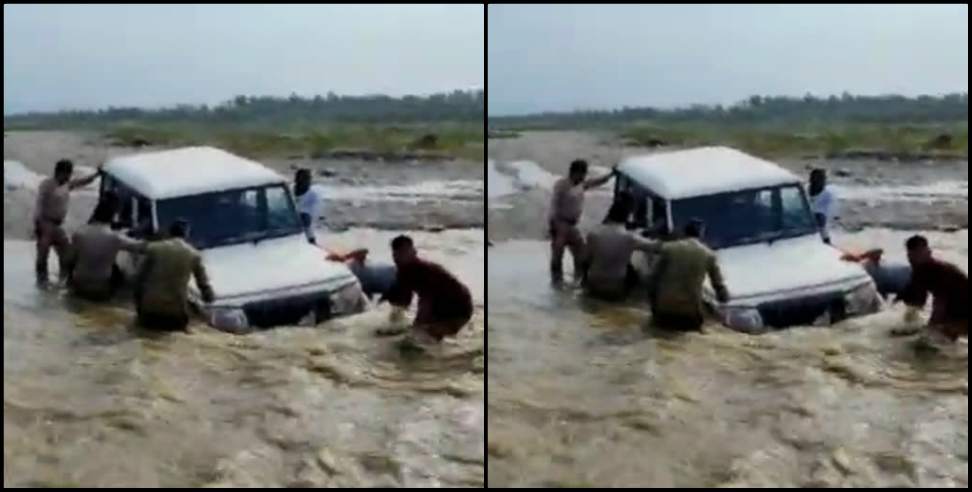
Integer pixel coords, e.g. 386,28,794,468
136,220,215,331
66,197,147,301
651,220,730,331
33,159,101,286
583,197,662,300
548,159,614,284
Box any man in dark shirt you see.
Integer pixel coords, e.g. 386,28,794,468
898,235,968,341
380,235,473,343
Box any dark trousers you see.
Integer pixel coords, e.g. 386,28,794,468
652,311,704,332
138,312,190,331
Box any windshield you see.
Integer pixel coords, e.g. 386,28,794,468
671,185,818,249
157,184,303,249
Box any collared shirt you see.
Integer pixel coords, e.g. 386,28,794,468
549,177,585,224
652,238,729,318
810,187,837,240
35,177,71,223
138,238,214,317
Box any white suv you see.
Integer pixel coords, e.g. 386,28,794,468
614,146,882,332
100,146,365,330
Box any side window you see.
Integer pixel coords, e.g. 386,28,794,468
781,186,814,229
266,186,295,229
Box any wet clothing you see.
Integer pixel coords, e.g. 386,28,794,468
138,312,190,332
33,174,99,283
33,178,74,282
583,223,661,300
550,178,586,225
651,238,729,328
136,238,214,329
67,223,146,300
810,187,837,242
34,218,71,284
35,178,73,224
384,258,473,341
900,258,969,335
652,311,705,332
549,218,585,279
548,177,589,279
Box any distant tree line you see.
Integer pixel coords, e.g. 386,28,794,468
4,90,485,129
489,93,968,128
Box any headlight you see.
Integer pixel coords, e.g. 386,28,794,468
718,305,765,333
206,305,250,333
330,281,366,316
844,282,883,316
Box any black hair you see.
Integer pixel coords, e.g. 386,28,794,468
55,159,74,174
569,159,588,175
810,168,826,179
391,234,413,251
295,168,311,179
684,218,705,239
905,235,928,251
169,219,190,239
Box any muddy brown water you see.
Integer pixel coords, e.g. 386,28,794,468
487,132,967,487
3,153,485,487
486,230,967,487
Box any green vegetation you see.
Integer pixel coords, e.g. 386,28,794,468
490,93,968,159
4,91,484,160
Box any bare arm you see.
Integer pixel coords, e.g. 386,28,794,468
117,235,147,254
708,256,730,303
583,168,615,190
631,235,662,254
69,167,101,190
192,257,215,303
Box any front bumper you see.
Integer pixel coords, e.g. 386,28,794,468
716,281,882,332
199,279,366,331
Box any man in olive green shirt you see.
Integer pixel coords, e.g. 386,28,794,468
651,220,730,331
136,220,214,331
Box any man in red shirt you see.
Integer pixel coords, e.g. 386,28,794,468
899,235,969,341
380,235,473,343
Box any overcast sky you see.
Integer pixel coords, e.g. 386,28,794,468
3,4,484,115
488,4,968,115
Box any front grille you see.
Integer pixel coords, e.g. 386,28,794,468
758,291,846,329
243,292,330,328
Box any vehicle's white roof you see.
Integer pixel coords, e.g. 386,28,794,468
617,146,800,200
103,146,285,199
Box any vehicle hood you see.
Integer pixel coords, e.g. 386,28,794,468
713,234,870,303
199,234,357,300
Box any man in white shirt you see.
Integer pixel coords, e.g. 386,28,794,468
294,168,323,244
808,169,838,244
